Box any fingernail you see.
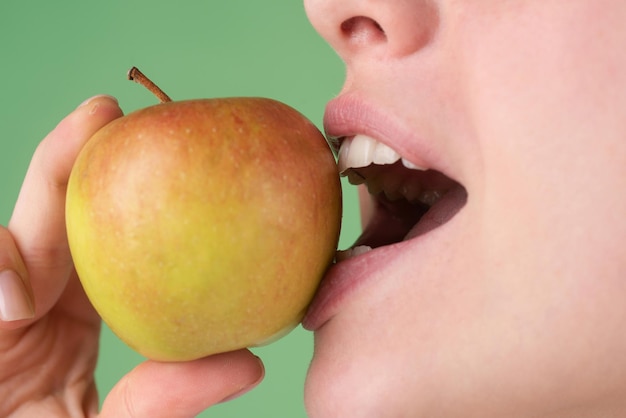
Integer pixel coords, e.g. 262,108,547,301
78,94,118,109
0,270,35,322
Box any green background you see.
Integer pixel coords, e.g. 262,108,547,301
0,1,361,417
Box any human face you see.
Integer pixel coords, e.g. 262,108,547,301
302,1,626,416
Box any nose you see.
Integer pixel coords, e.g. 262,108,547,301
304,0,439,61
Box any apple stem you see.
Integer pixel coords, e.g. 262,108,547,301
127,67,172,103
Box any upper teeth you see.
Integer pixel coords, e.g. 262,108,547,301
337,134,449,205
337,135,427,174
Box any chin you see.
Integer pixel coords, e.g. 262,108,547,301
304,321,403,418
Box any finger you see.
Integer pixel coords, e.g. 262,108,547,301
100,350,265,418
6,95,123,323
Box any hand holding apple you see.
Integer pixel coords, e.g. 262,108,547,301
65,68,342,361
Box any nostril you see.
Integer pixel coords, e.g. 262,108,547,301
340,16,387,45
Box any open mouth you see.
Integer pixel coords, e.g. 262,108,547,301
302,95,469,331
335,134,467,261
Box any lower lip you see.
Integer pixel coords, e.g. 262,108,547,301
302,231,440,331
302,243,399,330
302,187,467,331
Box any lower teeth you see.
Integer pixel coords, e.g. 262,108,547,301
335,245,373,262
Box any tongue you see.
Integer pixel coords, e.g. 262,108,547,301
352,196,426,249
404,184,467,240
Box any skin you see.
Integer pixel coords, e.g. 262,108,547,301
2,0,626,417
303,0,626,417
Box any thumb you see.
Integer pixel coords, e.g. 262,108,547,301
100,350,265,418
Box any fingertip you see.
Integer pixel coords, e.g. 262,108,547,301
218,353,265,403
75,94,122,120
69,94,123,136
218,350,266,401
36,94,123,188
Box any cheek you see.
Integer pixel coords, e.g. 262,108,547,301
457,0,626,292
449,3,626,411
458,0,626,160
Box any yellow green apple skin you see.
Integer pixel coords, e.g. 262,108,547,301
65,98,342,361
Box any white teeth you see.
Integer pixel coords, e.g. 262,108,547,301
338,135,427,174
338,135,378,173
401,158,427,171
335,245,373,262
372,141,400,165
337,134,443,206
352,245,373,255
337,139,351,174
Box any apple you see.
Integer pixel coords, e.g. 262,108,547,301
65,68,342,361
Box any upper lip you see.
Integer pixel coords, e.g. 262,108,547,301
323,93,453,177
